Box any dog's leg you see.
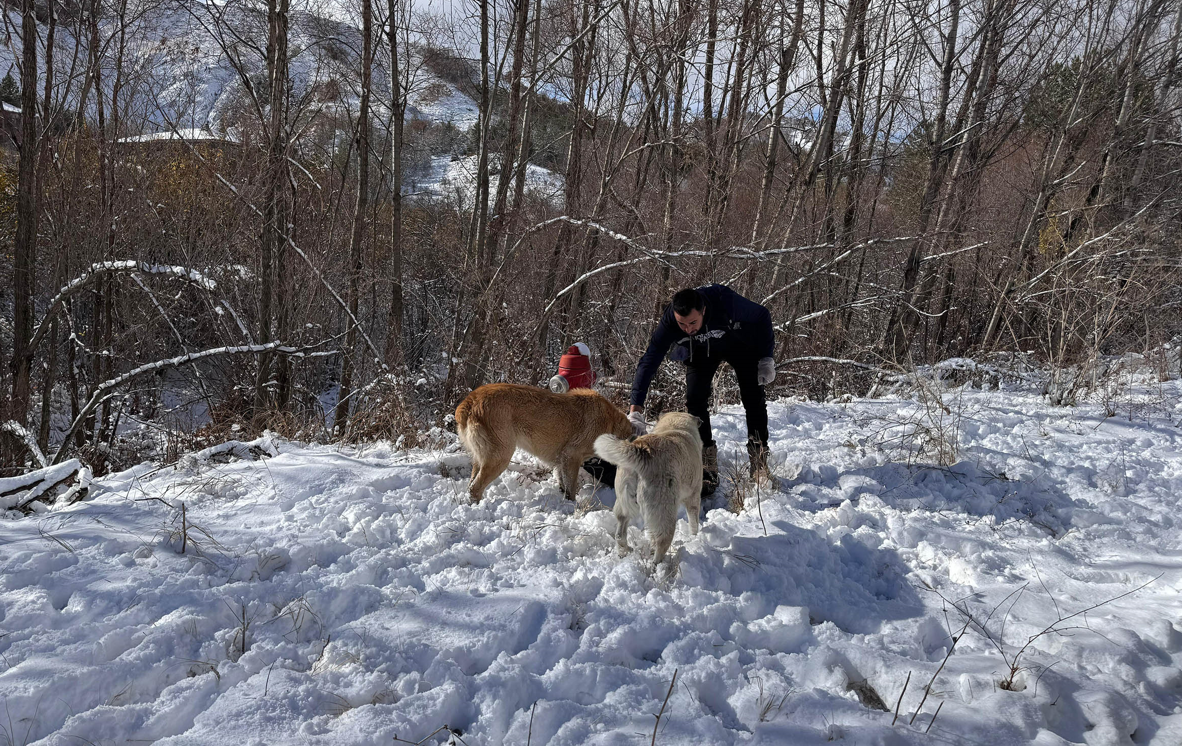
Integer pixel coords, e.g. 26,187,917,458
558,456,582,501
615,508,631,556
686,490,701,536
614,470,637,557
468,446,512,504
651,529,674,566
640,483,676,566
468,464,486,503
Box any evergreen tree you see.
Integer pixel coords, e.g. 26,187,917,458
0,72,19,107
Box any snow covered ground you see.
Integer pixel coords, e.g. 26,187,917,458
412,154,565,207
3,367,1182,745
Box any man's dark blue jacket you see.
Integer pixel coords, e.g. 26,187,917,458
630,284,774,408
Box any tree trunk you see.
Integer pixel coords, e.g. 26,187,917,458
471,0,530,365
255,0,291,414
457,0,493,390
335,0,373,435
383,0,406,367
558,0,603,349
881,0,960,363
751,0,804,245
768,0,859,289
535,0,595,370
1127,5,1181,212
658,0,693,306
9,0,42,432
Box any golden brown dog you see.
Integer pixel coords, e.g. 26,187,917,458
454,383,633,503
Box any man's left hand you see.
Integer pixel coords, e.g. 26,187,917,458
757,357,776,386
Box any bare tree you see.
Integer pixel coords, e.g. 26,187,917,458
336,0,376,435
255,0,292,413
383,0,408,367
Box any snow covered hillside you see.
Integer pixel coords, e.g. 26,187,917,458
3,370,1182,745
1,3,562,205
415,154,566,206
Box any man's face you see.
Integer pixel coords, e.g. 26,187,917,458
674,309,704,335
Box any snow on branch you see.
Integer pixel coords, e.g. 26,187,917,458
918,241,989,265
0,459,86,512
190,436,279,463
541,256,652,317
779,296,888,327
1,420,47,468
527,215,873,262
778,356,895,375
1013,199,1158,302
29,261,221,353
52,342,303,465
761,246,861,306
518,216,916,336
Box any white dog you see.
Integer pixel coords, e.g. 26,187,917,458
593,411,703,565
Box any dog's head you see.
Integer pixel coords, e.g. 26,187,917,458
608,403,634,440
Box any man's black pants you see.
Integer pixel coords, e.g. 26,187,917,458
583,353,770,488
686,353,769,449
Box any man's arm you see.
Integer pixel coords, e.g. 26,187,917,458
630,311,676,410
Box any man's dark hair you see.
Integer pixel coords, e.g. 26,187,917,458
671,288,705,316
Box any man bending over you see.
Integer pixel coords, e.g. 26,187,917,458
628,284,776,494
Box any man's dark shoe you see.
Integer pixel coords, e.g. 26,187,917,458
747,438,770,481
702,442,719,496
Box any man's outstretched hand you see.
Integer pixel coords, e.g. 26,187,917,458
628,411,648,436
757,357,776,386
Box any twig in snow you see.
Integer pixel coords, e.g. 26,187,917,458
911,615,972,724
891,671,910,726
651,669,678,746
924,701,944,733
134,496,177,509
936,574,1158,692
224,600,255,662
38,524,75,553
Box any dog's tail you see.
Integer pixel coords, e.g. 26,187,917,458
454,397,471,430
594,434,651,470
454,398,475,452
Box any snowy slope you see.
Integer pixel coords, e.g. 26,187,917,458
2,4,562,208
417,154,565,207
3,372,1182,745
407,80,481,133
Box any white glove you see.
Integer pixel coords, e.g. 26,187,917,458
628,411,648,436
757,357,776,386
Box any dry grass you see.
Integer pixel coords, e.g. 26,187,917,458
344,380,441,450
723,460,770,535
869,373,966,467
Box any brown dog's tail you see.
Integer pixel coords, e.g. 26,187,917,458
454,397,475,452
594,434,650,471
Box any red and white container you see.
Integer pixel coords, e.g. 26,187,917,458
549,343,596,393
